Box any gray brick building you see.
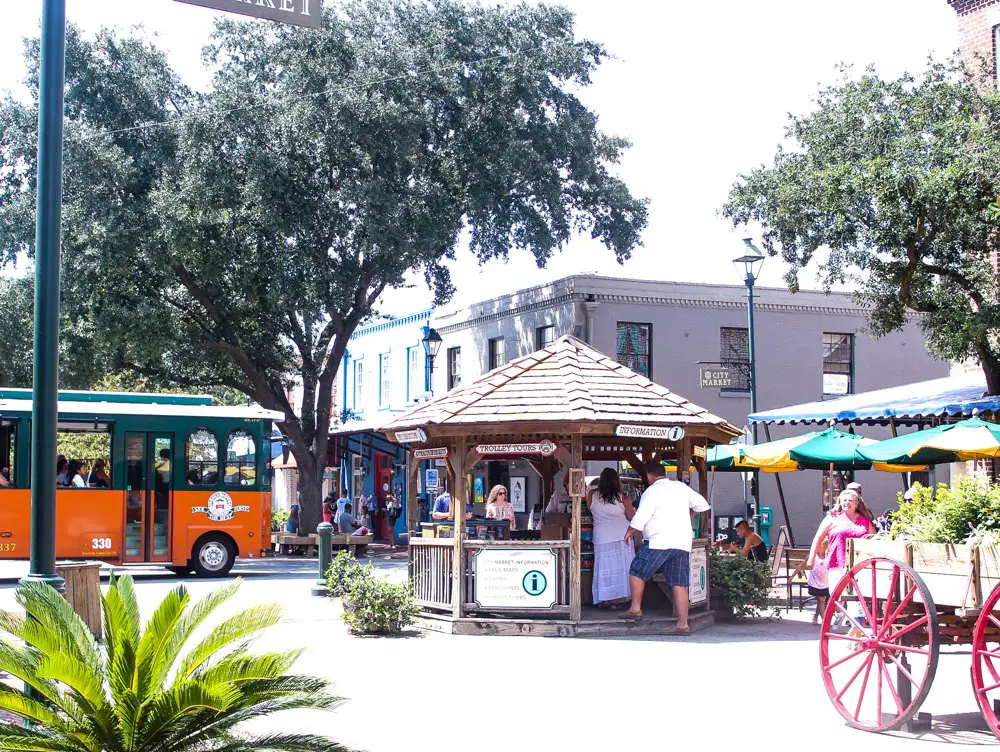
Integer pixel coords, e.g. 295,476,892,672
428,275,948,542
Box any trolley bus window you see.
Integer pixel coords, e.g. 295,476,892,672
0,422,15,488
261,433,271,490
185,429,219,486
225,430,256,487
56,423,112,488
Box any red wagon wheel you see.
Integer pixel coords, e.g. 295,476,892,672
971,582,1000,740
819,556,939,732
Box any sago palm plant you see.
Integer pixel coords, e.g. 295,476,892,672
0,576,345,751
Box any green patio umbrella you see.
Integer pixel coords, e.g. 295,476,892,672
787,427,875,470
860,417,1000,466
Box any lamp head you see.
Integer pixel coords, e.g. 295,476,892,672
733,238,765,284
422,327,443,359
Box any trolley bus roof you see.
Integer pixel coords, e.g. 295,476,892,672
0,398,284,422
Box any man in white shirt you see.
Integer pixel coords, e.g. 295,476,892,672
620,461,709,632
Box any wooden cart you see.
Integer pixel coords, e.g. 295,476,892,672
819,539,1000,736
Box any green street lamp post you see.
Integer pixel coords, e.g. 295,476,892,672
23,0,68,595
733,238,765,534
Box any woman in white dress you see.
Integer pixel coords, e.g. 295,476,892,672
589,468,636,608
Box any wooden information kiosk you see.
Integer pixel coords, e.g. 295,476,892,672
382,336,739,637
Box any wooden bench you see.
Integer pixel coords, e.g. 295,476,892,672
271,533,374,558
785,547,812,610
768,527,811,610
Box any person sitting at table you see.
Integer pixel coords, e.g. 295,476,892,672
485,485,516,530
285,503,300,534
88,458,110,488
728,520,769,562
337,502,370,537
432,490,471,520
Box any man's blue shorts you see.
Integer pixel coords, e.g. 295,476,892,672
629,543,690,587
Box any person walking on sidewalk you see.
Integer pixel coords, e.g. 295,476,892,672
619,461,709,633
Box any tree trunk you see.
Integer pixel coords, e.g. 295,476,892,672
295,448,323,534
976,343,1000,397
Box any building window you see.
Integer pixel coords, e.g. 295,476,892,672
720,327,750,392
995,24,1000,87
447,347,462,390
354,359,363,408
488,337,506,370
616,322,651,378
823,332,854,398
351,454,364,499
535,325,556,350
407,346,421,401
379,353,390,407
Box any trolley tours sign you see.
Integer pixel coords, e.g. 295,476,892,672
473,548,558,609
475,440,558,457
615,425,685,442
174,0,323,28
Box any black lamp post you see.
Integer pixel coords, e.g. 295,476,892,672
422,327,443,397
733,238,765,532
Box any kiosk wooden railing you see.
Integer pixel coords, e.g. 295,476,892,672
462,540,572,615
409,538,572,615
409,538,454,610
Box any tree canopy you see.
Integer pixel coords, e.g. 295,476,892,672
0,0,647,528
722,61,1000,392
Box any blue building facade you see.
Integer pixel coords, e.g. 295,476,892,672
334,310,433,542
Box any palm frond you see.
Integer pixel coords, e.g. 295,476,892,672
102,574,140,671
196,650,302,690
160,579,241,677
135,584,189,697
0,687,74,731
0,724,81,752
203,733,349,752
15,582,100,669
174,603,281,683
136,680,239,746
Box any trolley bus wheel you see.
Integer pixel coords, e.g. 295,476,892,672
191,534,236,578
820,556,939,732
971,583,1000,740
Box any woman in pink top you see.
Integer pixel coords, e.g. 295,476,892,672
804,489,875,592
485,485,516,530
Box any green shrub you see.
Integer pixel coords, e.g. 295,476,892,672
887,476,1000,543
0,575,343,751
341,577,419,636
272,507,290,531
708,546,779,620
326,550,375,598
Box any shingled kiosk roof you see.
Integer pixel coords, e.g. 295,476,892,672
381,335,740,442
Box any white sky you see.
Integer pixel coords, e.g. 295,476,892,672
0,0,958,315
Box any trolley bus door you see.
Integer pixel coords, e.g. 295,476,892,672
124,432,174,563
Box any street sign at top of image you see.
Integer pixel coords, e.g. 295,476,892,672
174,0,323,29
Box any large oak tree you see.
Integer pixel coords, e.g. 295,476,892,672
723,61,1000,392
0,0,647,530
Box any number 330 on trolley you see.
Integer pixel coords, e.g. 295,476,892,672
86,535,116,554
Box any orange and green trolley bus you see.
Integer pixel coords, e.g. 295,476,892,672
0,388,282,577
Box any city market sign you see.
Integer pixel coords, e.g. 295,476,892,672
615,425,685,442
393,428,428,444
412,447,449,460
473,548,558,609
699,367,736,389
475,440,557,457
174,0,323,28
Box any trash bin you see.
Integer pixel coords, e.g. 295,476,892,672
56,561,102,640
